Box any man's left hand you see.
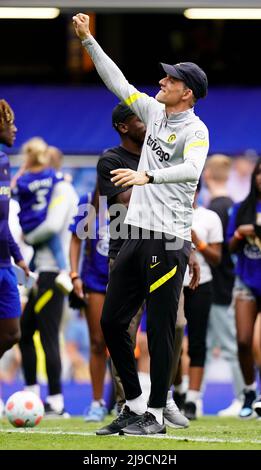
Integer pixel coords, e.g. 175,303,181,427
111,169,149,187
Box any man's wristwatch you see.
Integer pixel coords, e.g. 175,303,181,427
145,170,154,184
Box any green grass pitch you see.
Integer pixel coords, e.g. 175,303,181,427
0,416,260,450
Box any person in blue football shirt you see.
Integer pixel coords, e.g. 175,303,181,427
227,157,261,419
69,183,109,422
0,99,29,357
14,137,72,294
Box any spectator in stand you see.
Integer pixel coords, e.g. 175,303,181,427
227,153,257,203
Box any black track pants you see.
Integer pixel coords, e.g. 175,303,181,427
19,272,64,395
101,233,190,408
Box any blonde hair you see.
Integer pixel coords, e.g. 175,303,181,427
48,145,64,170
0,99,14,127
22,137,49,167
205,154,232,182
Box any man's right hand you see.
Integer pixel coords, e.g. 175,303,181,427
72,13,91,41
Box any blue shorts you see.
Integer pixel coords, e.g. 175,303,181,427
0,267,21,319
84,274,108,294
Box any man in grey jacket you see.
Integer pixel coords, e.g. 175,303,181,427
73,12,209,436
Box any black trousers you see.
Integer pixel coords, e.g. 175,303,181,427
101,233,190,408
109,256,144,406
184,281,213,367
19,272,64,395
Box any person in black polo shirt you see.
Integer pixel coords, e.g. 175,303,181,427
97,103,146,261
97,103,146,413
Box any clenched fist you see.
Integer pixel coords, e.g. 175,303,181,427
72,13,91,41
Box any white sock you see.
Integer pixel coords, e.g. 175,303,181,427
174,384,182,394
147,407,163,424
138,372,151,403
46,394,64,412
24,384,40,397
92,399,105,408
126,394,146,415
244,382,256,392
186,390,200,404
181,375,189,394
92,400,101,408
166,390,174,404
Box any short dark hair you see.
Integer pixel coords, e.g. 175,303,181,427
112,102,135,129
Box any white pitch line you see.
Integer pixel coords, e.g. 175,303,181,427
0,428,260,445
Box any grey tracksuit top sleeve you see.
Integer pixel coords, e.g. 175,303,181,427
82,36,209,240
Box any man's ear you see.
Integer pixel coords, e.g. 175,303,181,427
183,88,193,101
117,122,128,134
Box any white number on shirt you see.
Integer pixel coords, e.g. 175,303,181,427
32,188,49,211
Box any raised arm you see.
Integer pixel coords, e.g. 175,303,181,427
72,13,160,124
73,13,125,96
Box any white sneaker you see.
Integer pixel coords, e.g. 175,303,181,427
44,402,70,419
163,391,190,428
55,272,73,295
217,398,242,417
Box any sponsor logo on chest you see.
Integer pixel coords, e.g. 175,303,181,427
146,134,170,162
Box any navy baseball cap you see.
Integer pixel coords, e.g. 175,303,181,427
160,62,208,99
112,102,135,128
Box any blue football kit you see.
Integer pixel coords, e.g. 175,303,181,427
0,151,23,319
15,168,63,233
